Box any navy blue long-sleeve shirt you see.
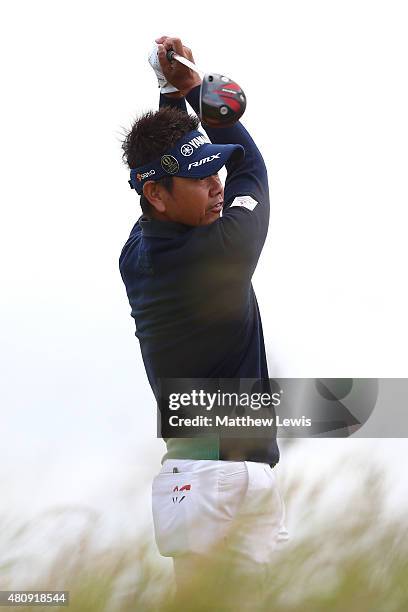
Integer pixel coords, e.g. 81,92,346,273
119,86,279,466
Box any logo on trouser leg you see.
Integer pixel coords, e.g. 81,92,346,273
172,484,191,504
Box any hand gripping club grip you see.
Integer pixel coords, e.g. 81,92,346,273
165,49,203,75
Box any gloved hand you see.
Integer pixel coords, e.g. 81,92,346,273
148,43,179,94
155,36,201,97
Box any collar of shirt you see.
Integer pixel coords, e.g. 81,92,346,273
139,216,192,239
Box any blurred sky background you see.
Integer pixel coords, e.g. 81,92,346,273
1,0,408,563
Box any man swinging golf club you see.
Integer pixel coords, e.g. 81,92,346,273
120,36,288,586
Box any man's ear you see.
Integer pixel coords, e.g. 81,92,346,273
143,181,167,213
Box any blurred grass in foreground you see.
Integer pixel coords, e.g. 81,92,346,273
1,461,408,612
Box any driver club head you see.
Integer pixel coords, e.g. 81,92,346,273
200,73,247,128
164,49,247,128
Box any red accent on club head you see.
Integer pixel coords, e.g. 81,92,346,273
221,82,240,91
220,96,241,112
201,73,246,127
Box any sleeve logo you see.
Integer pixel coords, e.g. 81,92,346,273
230,195,258,211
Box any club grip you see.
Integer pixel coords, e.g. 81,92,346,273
166,49,175,62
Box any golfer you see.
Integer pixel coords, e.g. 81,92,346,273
120,36,288,584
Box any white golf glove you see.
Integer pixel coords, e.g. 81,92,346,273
148,43,179,94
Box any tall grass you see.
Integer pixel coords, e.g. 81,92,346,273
1,461,407,611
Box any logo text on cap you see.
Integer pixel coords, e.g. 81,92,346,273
181,135,210,156
188,153,221,171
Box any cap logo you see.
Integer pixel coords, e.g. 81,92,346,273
188,152,221,171
180,144,194,157
161,155,179,174
136,169,155,181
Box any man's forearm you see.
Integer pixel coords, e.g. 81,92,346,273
159,92,188,112
185,85,268,204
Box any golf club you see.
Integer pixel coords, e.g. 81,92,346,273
166,50,247,128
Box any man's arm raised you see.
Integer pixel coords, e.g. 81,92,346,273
157,35,270,255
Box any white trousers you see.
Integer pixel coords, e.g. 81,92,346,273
152,459,289,580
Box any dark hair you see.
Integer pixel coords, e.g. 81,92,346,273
122,106,200,214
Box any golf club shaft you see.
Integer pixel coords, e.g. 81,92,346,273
166,50,205,76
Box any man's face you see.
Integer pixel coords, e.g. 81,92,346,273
160,173,224,226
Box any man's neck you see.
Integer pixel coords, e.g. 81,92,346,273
148,209,171,223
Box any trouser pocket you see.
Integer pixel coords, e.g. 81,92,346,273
222,462,288,564
152,465,232,557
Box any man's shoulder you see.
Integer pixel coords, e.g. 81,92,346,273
119,219,143,271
